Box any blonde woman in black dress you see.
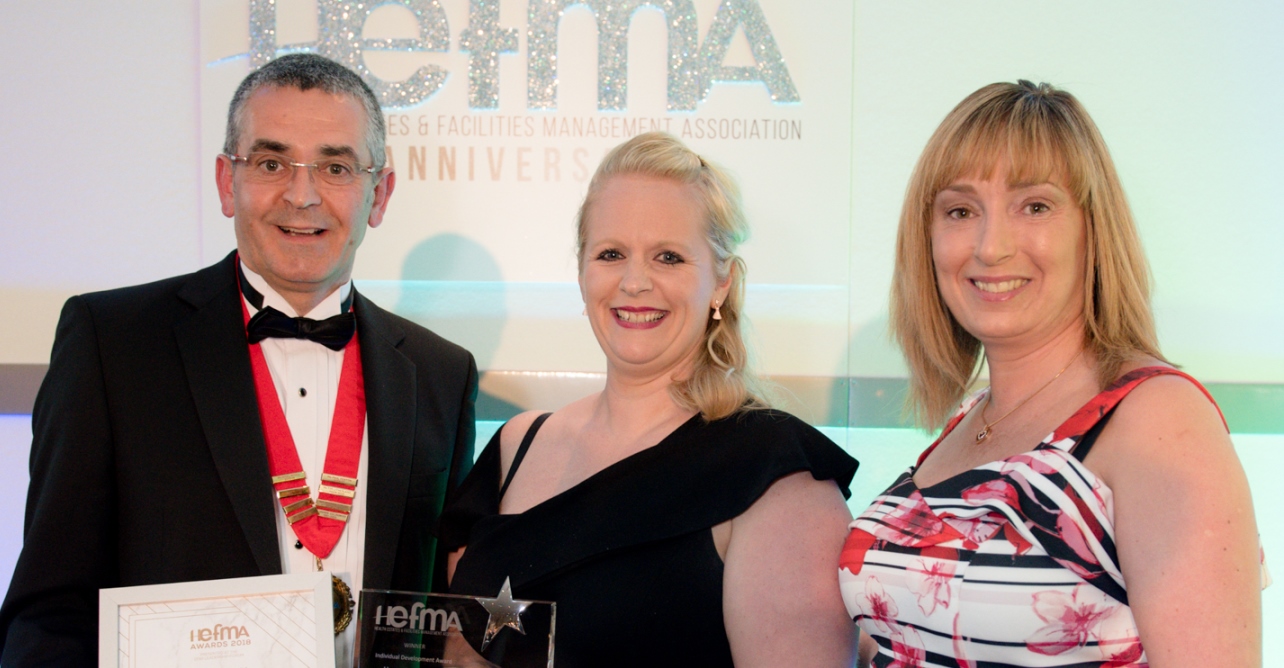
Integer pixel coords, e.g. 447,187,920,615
440,132,859,667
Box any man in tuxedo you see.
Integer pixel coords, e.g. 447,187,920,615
0,54,477,665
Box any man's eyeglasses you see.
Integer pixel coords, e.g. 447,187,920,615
225,152,378,187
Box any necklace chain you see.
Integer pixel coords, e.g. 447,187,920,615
976,349,1083,443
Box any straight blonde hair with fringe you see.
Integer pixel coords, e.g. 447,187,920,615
577,132,767,421
892,81,1166,428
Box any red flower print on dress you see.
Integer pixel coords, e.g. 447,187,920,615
887,625,926,668
992,462,1059,515
1068,487,1108,543
1002,522,1034,556
1101,636,1145,667
953,479,1021,548
883,491,949,540
1026,584,1121,655
857,576,900,635
961,479,1020,507
1095,600,1146,666
839,529,877,577
1055,510,1103,572
1003,452,1061,477
906,558,955,616
941,514,1003,550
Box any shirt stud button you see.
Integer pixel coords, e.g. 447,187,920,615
299,388,307,397
295,540,304,550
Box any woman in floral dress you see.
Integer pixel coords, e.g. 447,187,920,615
839,81,1268,667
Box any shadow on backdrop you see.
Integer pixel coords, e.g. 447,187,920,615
843,311,913,430
396,233,520,421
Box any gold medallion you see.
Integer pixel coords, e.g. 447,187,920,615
332,575,355,635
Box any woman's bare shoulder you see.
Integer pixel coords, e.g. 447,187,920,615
498,410,549,453
732,471,852,542
1108,361,1223,438
498,394,599,466
1085,366,1260,664
1088,360,1231,486
722,471,855,665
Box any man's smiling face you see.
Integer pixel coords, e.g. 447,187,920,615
216,85,393,314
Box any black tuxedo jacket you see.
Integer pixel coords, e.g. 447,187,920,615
0,253,477,665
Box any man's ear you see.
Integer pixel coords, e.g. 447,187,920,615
215,154,236,218
366,169,396,229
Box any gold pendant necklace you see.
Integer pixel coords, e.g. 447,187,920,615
976,349,1083,443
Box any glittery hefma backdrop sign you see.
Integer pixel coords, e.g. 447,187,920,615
199,0,856,394
191,0,1284,421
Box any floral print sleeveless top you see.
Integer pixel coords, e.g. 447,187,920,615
839,367,1269,667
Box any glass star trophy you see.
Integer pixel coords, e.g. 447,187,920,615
353,579,554,667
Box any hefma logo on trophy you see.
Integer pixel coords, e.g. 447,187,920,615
373,602,464,634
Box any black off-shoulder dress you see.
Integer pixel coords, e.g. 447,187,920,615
438,409,858,668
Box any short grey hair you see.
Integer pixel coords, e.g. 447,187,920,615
223,53,386,169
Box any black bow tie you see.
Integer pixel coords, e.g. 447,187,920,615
238,261,356,350
246,307,355,351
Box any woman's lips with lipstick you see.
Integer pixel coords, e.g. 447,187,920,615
613,306,667,328
969,277,1030,300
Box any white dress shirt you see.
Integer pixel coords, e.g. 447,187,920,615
240,263,368,665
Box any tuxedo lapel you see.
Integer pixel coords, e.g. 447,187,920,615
173,255,281,576
354,291,415,590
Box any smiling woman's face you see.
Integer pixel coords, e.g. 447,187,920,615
578,174,731,380
930,164,1088,352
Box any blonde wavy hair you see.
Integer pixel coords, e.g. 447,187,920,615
577,132,767,421
892,81,1166,428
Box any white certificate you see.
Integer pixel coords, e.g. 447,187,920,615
99,571,337,668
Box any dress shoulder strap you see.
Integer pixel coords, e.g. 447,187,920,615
1060,366,1226,460
498,412,552,500
1067,405,1118,461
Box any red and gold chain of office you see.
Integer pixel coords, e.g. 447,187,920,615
242,300,365,560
